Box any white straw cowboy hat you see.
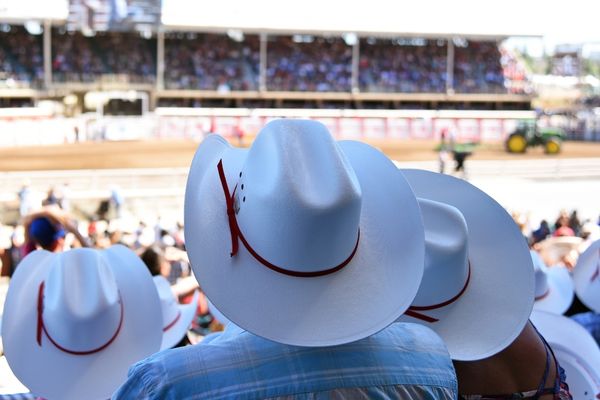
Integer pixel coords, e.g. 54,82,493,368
153,276,199,350
207,299,231,326
537,236,583,267
1,245,162,400
530,310,600,399
531,250,574,315
396,170,534,361
184,119,425,346
573,238,600,314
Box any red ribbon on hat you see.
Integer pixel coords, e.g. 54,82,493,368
589,249,600,283
404,262,472,323
217,159,360,278
37,281,124,355
535,288,550,301
162,310,181,332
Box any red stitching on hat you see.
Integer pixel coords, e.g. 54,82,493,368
404,262,472,323
162,310,181,332
217,159,360,278
535,288,550,301
36,281,124,355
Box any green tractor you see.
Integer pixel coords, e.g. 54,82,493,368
505,119,566,154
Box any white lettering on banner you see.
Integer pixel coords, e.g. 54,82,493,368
387,118,410,139
338,118,362,139
411,118,434,139
481,120,503,141
363,118,386,139
0,115,535,147
457,119,480,142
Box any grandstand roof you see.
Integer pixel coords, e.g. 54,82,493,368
161,0,544,38
0,0,68,23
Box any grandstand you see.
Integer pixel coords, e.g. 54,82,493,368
0,0,539,143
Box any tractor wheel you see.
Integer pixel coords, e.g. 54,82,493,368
506,134,528,153
544,139,561,154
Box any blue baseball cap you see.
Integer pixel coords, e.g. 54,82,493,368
29,217,65,249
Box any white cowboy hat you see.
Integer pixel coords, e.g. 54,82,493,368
531,250,574,315
153,276,199,350
572,238,600,314
1,245,162,400
184,119,425,347
396,170,534,361
530,310,600,399
207,298,231,326
537,236,583,267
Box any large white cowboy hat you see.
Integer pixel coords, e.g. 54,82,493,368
184,119,425,347
530,309,600,399
572,238,600,314
396,170,534,361
153,276,199,350
1,245,162,400
531,250,574,315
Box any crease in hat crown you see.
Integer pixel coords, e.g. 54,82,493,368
412,198,470,306
532,255,551,299
233,119,362,272
42,248,122,352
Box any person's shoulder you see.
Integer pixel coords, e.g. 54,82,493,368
375,322,449,352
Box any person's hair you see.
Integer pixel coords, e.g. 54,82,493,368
140,247,164,276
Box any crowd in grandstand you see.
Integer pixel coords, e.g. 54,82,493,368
0,26,44,88
266,36,352,92
0,24,532,95
52,30,156,84
165,33,259,91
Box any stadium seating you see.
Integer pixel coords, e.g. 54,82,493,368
0,26,532,98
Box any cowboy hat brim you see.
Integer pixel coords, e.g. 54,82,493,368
396,169,534,361
160,290,200,350
573,239,600,314
533,266,574,315
185,135,425,346
2,246,162,400
530,309,600,397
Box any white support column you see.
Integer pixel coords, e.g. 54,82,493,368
446,38,455,94
157,29,165,90
259,33,267,92
43,20,52,88
351,37,360,92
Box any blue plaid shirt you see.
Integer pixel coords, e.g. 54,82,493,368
571,312,600,346
112,322,457,400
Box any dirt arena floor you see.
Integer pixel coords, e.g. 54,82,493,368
0,138,599,171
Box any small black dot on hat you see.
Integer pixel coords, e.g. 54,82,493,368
243,196,246,202
239,172,242,177
241,184,244,190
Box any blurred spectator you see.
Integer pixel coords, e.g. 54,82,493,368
140,246,171,278
531,219,551,245
21,208,88,257
17,182,36,217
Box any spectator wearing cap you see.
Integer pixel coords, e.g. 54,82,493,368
114,120,457,399
21,209,87,258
